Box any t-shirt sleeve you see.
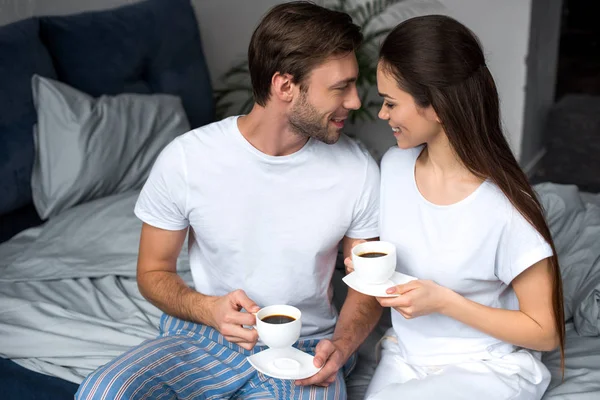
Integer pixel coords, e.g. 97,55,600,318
134,139,189,230
495,206,553,284
346,152,380,239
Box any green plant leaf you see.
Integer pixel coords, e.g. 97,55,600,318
363,27,392,46
222,59,250,80
356,0,409,31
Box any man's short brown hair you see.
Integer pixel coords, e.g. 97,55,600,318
248,1,363,106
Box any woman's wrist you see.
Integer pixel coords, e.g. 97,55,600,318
438,286,460,316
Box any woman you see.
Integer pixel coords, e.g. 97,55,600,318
346,15,565,399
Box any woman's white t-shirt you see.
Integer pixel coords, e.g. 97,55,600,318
380,146,552,366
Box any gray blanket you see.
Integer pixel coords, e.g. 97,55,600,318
0,190,192,383
536,183,600,336
0,183,599,400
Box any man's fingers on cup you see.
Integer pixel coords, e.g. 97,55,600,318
223,335,256,350
224,336,247,345
231,289,260,313
237,341,255,351
222,310,256,327
221,325,258,344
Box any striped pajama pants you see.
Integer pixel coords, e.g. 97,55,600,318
76,314,356,400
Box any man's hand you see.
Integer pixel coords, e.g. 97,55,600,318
294,339,349,387
205,289,261,350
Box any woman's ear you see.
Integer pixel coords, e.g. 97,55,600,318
271,72,295,103
424,105,441,124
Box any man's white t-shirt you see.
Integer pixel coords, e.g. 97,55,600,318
380,146,552,365
134,116,380,340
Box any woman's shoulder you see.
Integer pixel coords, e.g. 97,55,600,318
477,180,517,221
381,145,423,170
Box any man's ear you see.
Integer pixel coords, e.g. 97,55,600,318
271,72,295,102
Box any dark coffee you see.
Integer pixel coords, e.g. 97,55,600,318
261,314,296,324
358,252,387,258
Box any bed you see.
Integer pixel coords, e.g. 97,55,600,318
0,0,213,398
1,184,599,400
1,1,600,400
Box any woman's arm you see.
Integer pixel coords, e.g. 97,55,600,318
378,258,560,351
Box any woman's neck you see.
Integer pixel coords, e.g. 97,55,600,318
420,133,468,180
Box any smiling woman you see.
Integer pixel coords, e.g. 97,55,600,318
365,14,565,400
376,66,442,150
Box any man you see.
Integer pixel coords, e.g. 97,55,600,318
76,2,382,399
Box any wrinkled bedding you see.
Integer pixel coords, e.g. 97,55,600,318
0,190,191,383
0,184,598,400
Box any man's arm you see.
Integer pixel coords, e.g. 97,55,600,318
296,235,382,386
137,223,260,350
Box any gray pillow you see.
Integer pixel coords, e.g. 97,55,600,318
31,75,190,219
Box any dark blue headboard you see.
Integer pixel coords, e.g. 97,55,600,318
0,0,214,243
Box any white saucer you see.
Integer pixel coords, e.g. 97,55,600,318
247,346,322,380
342,271,417,297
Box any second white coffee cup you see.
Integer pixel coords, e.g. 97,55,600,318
351,241,397,284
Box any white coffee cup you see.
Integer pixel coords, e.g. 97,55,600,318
351,241,397,284
255,305,302,349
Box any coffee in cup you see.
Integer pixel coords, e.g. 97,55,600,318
260,314,296,324
357,251,387,258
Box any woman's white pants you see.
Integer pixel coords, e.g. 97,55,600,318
365,330,551,400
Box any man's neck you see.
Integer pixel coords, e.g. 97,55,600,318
237,104,309,157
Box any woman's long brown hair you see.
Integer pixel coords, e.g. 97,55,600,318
379,15,565,372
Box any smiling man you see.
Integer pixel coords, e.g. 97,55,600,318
76,2,382,399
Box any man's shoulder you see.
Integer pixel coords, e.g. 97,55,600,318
176,116,237,147
153,117,238,174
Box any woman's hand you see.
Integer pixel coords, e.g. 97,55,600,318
377,280,454,319
343,239,366,274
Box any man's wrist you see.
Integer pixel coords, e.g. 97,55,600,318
183,290,215,326
331,337,355,363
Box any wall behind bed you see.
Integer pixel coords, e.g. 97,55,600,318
0,0,560,166
0,0,285,91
